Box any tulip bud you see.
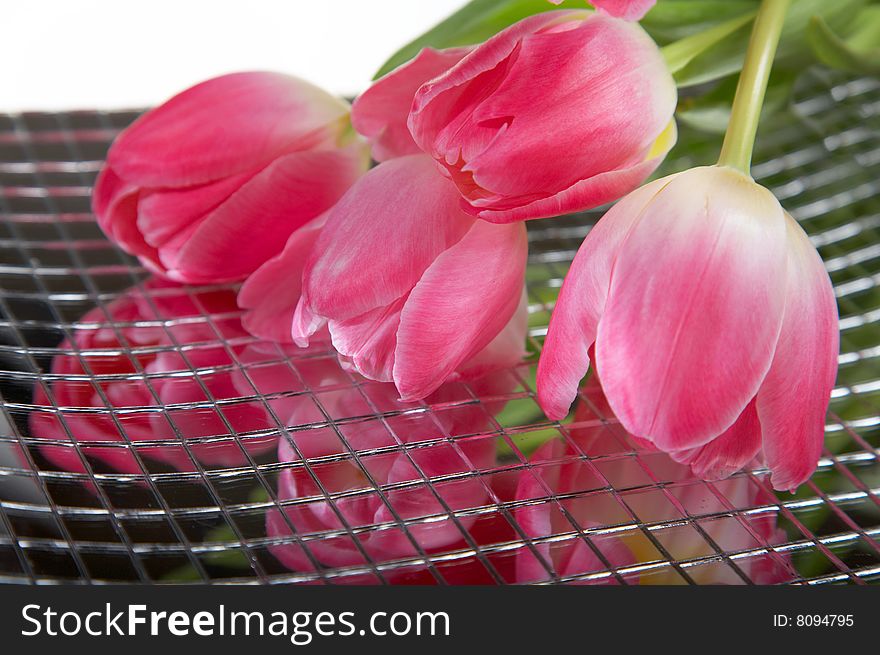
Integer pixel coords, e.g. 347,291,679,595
93,72,370,283
537,166,839,491
408,11,676,223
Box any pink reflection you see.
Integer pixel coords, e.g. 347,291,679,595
255,340,516,574
29,279,275,476
514,377,794,584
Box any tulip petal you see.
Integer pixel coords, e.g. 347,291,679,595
303,154,474,321
410,11,588,157
458,16,674,201
473,141,669,223
670,399,763,480
590,1,656,22
92,166,153,258
92,167,170,274
756,215,839,491
108,72,350,187
596,167,788,451
536,178,670,420
92,165,132,223
238,215,326,343
352,46,471,161
291,293,326,347
393,220,527,400
137,170,256,249
162,145,367,283
328,297,408,383
547,0,655,21
454,288,528,381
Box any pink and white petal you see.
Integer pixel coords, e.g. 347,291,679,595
328,296,408,383
536,177,670,421
291,293,327,347
472,142,669,223
590,0,655,21
137,170,256,249
393,220,527,401
457,16,674,204
757,215,839,492
548,0,655,20
671,399,763,480
596,167,788,452
92,166,167,273
164,145,367,284
454,287,528,381
92,166,133,224
409,10,590,157
303,154,474,321
93,167,144,250
108,72,351,187
238,215,327,343
152,219,201,279
352,46,471,161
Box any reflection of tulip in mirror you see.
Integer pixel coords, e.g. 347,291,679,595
517,377,793,584
256,342,516,573
93,72,369,284
28,280,276,477
538,166,839,491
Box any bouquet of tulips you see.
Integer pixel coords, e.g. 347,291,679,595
91,0,874,500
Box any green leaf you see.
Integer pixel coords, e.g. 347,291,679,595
374,0,587,79
640,0,759,44
661,10,757,77
776,0,868,61
666,0,869,88
807,10,880,75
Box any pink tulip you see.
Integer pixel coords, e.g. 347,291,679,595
548,0,655,22
238,213,328,344
254,343,513,571
352,46,472,161
408,11,676,223
516,377,793,584
292,154,528,400
28,280,275,478
93,72,369,284
537,166,840,491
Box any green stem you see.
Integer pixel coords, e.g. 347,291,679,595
717,0,790,174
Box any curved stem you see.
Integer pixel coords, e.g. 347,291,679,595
717,0,790,174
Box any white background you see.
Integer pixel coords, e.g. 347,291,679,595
3,0,467,111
